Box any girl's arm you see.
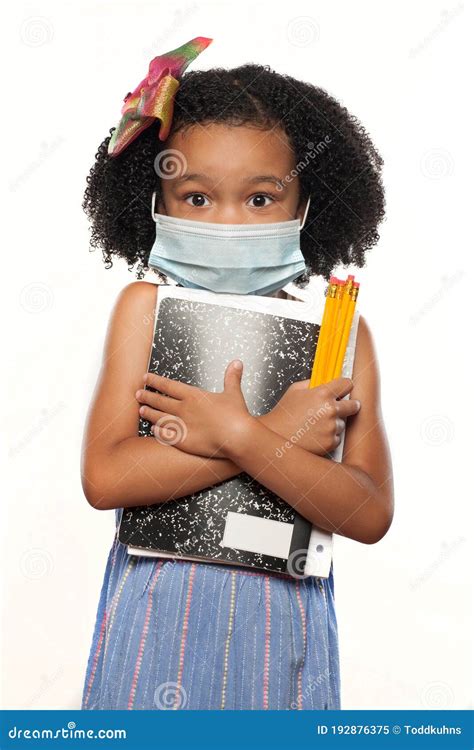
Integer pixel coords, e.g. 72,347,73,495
81,281,247,510
223,315,394,545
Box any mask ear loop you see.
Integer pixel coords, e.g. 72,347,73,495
281,195,312,300
299,195,311,231
151,191,157,221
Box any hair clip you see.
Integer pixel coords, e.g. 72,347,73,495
108,36,213,157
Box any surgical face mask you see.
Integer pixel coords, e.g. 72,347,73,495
148,192,311,296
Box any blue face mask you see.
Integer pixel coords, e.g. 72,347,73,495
147,192,311,296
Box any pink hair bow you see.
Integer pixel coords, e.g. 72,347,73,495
108,36,213,157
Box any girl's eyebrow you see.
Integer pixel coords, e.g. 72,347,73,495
247,174,285,188
174,172,213,184
175,172,285,188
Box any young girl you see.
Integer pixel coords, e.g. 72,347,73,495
80,37,393,710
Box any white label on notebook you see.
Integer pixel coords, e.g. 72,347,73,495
220,511,293,559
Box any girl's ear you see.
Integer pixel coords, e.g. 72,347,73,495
155,194,166,216
296,198,307,224
296,194,311,228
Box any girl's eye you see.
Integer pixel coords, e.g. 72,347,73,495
183,193,276,208
247,194,275,208
184,193,210,207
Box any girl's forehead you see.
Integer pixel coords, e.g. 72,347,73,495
167,123,296,173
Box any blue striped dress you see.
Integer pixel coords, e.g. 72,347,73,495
81,508,341,710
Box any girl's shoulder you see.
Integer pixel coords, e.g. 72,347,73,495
109,280,160,331
115,279,159,307
100,280,161,369
353,314,379,382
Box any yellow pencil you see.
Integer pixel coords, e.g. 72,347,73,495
323,277,347,384
327,275,354,380
320,278,342,384
332,281,359,379
310,276,339,388
309,275,361,389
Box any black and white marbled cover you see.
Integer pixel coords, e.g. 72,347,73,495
118,285,326,575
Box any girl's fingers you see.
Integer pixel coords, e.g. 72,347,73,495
143,371,189,399
138,405,166,424
335,417,346,435
327,377,354,400
136,388,181,415
336,397,361,419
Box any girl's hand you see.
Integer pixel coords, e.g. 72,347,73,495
135,360,253,459
259,377,361,457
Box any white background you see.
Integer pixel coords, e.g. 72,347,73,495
2,0,472,710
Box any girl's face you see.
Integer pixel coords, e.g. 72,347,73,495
156,123,306,225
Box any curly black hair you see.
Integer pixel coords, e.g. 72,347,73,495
83,63,385,286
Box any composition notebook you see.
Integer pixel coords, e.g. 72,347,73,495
118,281,360,578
